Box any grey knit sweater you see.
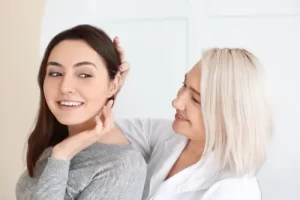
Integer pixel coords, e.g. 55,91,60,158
16,143,147,200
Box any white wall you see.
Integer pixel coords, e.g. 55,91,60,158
35,0,300,199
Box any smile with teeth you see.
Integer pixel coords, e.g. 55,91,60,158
59,101,83,107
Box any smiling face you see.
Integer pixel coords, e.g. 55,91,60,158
172,61,205,142
43,39,118,130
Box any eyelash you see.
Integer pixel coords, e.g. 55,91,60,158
192,97,199,103
182,82,200,104
48,72,92,78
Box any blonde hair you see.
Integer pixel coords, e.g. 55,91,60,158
200,48,274,176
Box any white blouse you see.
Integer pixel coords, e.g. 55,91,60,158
115,118,261,200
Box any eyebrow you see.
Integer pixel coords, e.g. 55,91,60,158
185,74,200,96
47,61,97,68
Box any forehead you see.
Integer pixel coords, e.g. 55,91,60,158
48,40,103,64
186,61,201,88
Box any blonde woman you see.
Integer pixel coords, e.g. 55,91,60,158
109,41,273,200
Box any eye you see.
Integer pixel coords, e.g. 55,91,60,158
48,72,61,77
78,73,92,78
192,97,200,104
182,82,187,88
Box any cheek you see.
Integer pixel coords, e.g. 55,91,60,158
83,82,109,104
197,114,205,135
196,114,205,139
43,79,56,100
188,105,205,136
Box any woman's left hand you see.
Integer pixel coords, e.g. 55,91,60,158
51,100,114,161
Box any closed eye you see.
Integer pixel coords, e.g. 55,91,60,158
192,97,200,104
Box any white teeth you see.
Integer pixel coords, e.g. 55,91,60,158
59,101,82,106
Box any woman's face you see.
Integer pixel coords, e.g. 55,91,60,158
43,40,117,127
172,61,205,142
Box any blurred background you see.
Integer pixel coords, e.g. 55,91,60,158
1,0,299,199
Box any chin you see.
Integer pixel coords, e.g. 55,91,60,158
56,119,82,126
55,115,89,126
172,120,190,136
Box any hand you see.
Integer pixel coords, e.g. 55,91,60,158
51,100,114,161
113,36,130,95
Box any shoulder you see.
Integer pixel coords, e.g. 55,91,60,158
114,147,147,172
203,175,261,200
147,118,173,132
16,148,53,191
15,169,39,199
15,170,29,194
115,118,175,139
91,146,147,185
115,118,172,130
87,143,147,172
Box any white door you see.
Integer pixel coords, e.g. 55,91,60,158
41,1,300,199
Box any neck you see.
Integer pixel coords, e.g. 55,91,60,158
184,139,205,159
68,118,96,136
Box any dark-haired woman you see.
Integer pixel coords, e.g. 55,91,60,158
15,24,146,200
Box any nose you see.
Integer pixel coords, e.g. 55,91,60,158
60,75,76,94
172,87,186,111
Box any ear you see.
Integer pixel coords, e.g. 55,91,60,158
107,73,121,98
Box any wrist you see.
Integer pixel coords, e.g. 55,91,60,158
51,147,72,161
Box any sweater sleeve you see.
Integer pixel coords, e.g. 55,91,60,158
31,157,70,200
77,151,147,200
15,157,70,200
115,118,174,162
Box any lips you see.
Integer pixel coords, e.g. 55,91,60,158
175,113,188,121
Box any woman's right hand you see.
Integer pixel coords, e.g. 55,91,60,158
113,37,130,95
51,100,114,161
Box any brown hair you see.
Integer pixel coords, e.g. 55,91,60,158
26,24,121,177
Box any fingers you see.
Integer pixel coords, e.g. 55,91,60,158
117,45,125,62
101,100,114,133
51,101,115,161
102,106,110,133
113,36,130,96
113,36,120,46
113,36,125,62
119,61,130,73
113,36,129,73
52,124,102,161
78,112,106,144
107,101,114,128
106,99,114,109
94,116,103,135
